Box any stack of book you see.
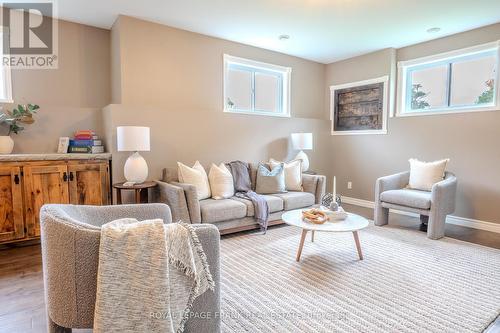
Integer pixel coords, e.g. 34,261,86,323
68,130,105,154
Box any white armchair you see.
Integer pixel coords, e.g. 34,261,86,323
374,171,457,239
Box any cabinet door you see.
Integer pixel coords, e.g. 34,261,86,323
68,162,110,205
0,167,24,242
24,164,69,237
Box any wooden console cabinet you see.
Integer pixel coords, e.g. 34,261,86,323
0,154,111,244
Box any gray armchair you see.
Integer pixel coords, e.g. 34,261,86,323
374,171,457,239
40,203,221,333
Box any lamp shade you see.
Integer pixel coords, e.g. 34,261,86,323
291,133,313,150
117,126,150,152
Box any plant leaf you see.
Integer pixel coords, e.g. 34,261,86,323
19,116,34,124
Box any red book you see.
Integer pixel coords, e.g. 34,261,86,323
74,134,93,140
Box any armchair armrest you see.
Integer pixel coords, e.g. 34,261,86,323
431,174,457,214
375,171,410,201
171,181,202,223
152,181,191,222
185,224,220,332
302,174,326,204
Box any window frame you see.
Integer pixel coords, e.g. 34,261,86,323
0,29,13,104
223,54,291,118
396,41,500,117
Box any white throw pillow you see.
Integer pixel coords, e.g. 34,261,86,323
269,158,303,191
408,158,449,191
177,161,211,199
209,163,235,199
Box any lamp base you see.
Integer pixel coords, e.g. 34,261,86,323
294,150,310,172
124,152,148,183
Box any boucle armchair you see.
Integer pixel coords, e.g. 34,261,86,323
374,171,457,239
40,203,221,333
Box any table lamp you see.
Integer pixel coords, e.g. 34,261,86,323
117,126,150,183
291,132,313,172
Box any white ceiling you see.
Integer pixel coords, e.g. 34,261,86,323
52,0,500,63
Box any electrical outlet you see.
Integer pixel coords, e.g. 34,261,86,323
347,181,352,189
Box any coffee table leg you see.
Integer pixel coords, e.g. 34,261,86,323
296,229,308,262
352,231,363,260
311,231,315,242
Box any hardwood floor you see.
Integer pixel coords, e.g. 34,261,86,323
0,211,498,332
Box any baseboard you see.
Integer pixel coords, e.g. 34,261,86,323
341,196,500,234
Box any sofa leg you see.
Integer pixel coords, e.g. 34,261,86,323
48,316,72,333
427,211,446,240
374,204,389,226
419,215,428,232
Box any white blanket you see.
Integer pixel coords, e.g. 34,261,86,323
93,219,214,333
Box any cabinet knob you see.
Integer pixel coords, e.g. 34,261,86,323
14,174,19,185
69,172,74,181
63,172,68,182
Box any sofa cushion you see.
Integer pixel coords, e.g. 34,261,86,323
255,163,286,194
380,189,431,210
199,198,247,223
271,191,315,210
231,195,284,217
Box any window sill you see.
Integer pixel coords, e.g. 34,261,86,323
396,105,499,117
223,109,291,118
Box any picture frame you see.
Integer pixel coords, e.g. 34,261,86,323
330,76,389,135
57,137,70,153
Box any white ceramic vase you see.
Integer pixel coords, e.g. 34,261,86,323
0,136,14,154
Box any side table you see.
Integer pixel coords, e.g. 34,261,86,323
113,181,157,204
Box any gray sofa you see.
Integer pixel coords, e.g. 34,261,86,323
153,164,326,234
40,203,220,333
375,171,457,239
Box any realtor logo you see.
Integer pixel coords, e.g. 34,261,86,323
1,1,58,68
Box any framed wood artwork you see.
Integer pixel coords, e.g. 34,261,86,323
330,76,389,135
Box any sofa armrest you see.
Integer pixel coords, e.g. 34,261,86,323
375,171,410,202
431,174,457,214
171,182,202,223
185,224,220,333
302,174,326,204
152,181,191,222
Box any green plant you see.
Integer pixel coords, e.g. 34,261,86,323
475,79,495,104
411,84,430,110
0,104,40,135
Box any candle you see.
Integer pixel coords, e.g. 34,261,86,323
333,176,337,200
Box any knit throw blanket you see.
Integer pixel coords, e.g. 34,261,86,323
93,219,214,333
227,161,270,233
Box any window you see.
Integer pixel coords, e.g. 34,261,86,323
223,54,291,117
0,31,12,103
397,42,499,116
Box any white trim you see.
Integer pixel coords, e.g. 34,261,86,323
398,41,499,68
396,41,500,117
341,195,500,234
223,54,291,118
222,109,291,118
330,76,389,135
0,29,12,103
396,105,499,118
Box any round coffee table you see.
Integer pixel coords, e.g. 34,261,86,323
281,209,369,262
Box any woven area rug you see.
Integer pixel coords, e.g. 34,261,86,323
219,223,500,333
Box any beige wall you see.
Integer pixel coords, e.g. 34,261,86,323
105,16,331,189
326,23,500,223
8,12,499,224
7,19,110,153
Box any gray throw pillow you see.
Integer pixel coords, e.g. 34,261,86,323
255,163,286,194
